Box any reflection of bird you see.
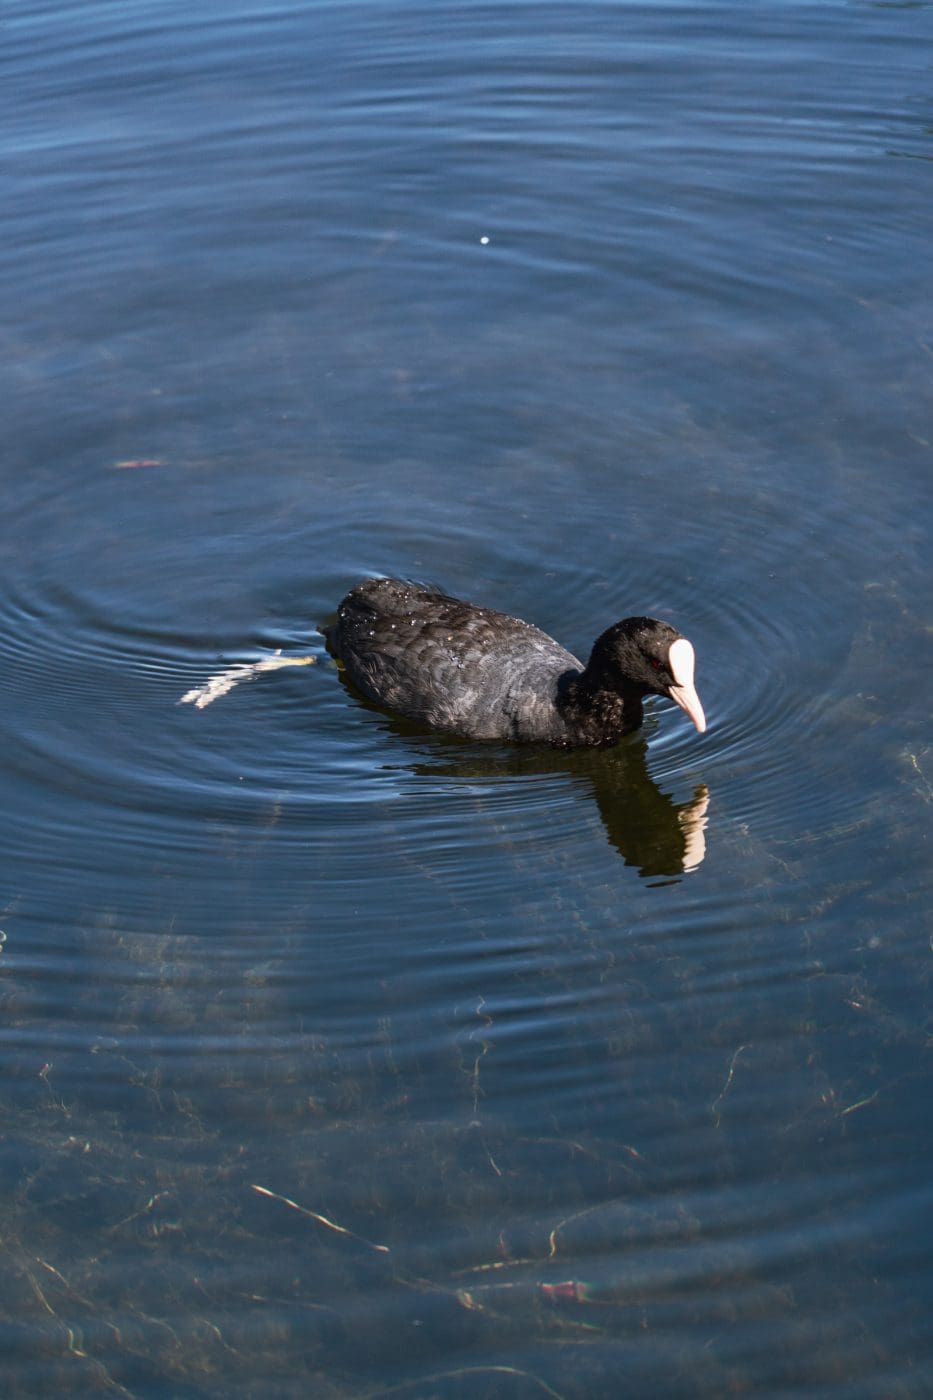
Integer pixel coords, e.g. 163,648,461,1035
325,579,706,747
400,740,711,881
678,786,711,874
591,761,710,878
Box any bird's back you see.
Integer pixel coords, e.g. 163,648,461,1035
325,578,583,741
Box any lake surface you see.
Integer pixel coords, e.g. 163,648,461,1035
3,1,932,1395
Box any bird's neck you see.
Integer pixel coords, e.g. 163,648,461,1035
556,667,645,747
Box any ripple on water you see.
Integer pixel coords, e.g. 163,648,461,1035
0,454,882,998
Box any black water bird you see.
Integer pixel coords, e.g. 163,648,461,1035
324,578,706,748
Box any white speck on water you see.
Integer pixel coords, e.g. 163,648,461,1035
479,235,489,245
179,652,315,709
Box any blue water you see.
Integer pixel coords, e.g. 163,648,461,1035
2,2,931,1395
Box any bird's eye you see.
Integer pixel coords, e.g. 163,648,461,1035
650,659,662,670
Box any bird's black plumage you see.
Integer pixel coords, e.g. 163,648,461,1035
324,578,706,747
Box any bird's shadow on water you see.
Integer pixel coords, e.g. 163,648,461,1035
343,680,710,882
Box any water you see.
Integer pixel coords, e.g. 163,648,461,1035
2,1,931,1394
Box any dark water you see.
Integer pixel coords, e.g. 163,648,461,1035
3,1,932,1394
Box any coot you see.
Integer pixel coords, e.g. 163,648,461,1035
325,578,706,747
